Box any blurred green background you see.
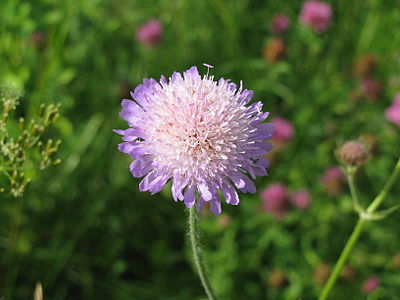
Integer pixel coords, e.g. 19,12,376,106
1,0,400,299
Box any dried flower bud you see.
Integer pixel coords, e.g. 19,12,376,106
313,263,331,286
392,252,400,268
267,269,289,289
337,141,369,167
263,38,286,63
353,55,377,79
340,265,357,282
217,215,231,228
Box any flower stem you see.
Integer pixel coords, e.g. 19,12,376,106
319,156,400,300
188,207,218,300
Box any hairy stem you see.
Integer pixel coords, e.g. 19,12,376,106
188,207,218,300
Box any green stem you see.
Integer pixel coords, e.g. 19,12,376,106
346,170,363,212
319,156,400,300
188,207,218,300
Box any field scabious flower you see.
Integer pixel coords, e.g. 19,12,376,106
299,1,332,33
136,19,162,47
385,93,400,127
115,66,274,215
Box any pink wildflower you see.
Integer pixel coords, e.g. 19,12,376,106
270,14,291,34
291,189,311,209
385,93,400,127
299,1,332,33
362,276,379,294
261,183,290,218
321,166,345,196
136,19,162,47
271,117,294,145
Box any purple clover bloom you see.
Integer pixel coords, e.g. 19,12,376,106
115,66,274,215
261,183,290,218
299,0,332,33
136,19,162,47
270,14,291,34
362,276,379,294
385,93,400,127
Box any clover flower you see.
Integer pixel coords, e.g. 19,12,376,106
271,117,294,145
115,65,274,215
270,14,291,34
136,19,162,47
385,93,400,127
291,189,312,210
299,0,332,33
261,183,290,218
362,276,379,294
321,166,345,196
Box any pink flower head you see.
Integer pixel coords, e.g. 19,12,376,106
299,1,332,33
270,14,291,34
291,189,311,209
271,117,294,144
115,66,274,215
321,166,345,196
362,276,379,294
261,183,290,218
136,19,162,47
385,93,400,127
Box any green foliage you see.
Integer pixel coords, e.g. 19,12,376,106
0,0,400,299
0,83,61,197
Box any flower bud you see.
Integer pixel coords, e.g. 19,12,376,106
337,141,369,167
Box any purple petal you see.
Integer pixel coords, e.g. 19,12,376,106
129,157,153,178
256,123,275,140
170,72,183,84
184,184,196,208
171,174,189,202
197,182,213,201
221,182,239,205
183,66,200,82
229,172,256,194
119,99,143,126
237,89,254,104
210,200,222,215
197,197,206,211
256,157,270,168
149,174,170,194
